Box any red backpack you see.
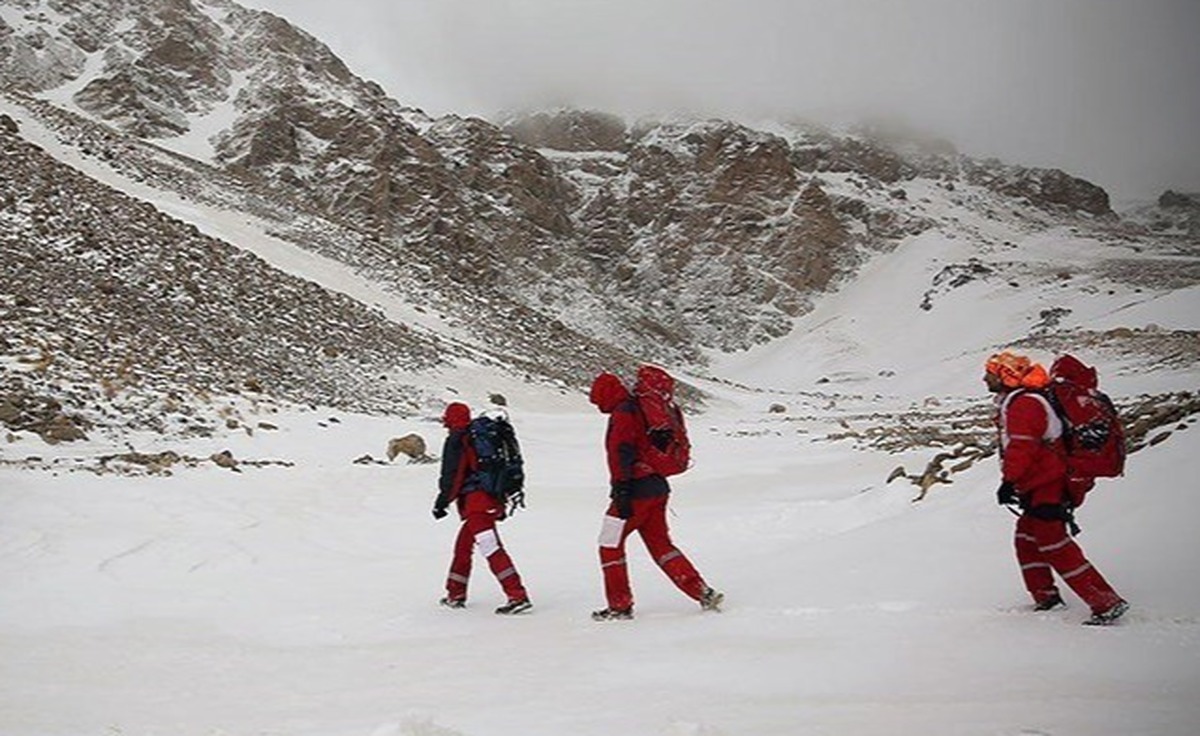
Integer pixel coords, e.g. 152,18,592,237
633,365,692,476
1046,354,1126,503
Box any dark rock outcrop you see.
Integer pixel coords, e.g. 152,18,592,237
965,160,1112,217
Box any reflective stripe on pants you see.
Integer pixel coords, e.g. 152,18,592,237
1014,513,1122,614
597,495,706,610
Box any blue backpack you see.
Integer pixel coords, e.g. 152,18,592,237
467,413,526,514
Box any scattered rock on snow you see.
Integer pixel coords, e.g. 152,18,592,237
210,449,239,471
387,433,430,462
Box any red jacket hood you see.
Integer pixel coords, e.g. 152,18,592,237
589,372,629,413
1050,354,1097,389
442,402,471,430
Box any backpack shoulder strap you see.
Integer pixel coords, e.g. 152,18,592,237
462,430,478,468
1001,388,1063,443
443,430,477,501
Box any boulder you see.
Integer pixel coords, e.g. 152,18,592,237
387,433,429,462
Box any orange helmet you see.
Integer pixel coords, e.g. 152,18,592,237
985,351,1050,389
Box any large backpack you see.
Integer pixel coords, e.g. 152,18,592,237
1044,354,1126,500
466,413,526,514
633,365,692,477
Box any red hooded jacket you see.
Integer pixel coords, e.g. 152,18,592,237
996,389,1069,507
589,373,668,498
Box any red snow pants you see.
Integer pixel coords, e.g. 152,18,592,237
598,495,707,610
444,492,527,603
1014,513,1123,615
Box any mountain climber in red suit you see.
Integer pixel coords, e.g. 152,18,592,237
432,402,531,615
985,352,1128,625
588,372,722,621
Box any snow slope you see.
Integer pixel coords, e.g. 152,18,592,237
2,389,1198,736
713,213,1200,401
0,100,473,346
3,212,1199,734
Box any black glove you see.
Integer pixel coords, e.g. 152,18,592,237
432,505,448,520
616,494,633,520
996,481,1017,506
1066,507,1081,537
611,480,634,519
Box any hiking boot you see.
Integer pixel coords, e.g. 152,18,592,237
495,598,532,615
1084,599,1129,626
591,606,634,621
1033,593,1065,611
439,597,466,609
699,587,724,612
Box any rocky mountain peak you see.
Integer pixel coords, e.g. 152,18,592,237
1121,189,1200,238
504,108,627,152
6,0,1181,443
963,159,1112,217
1159,190,1199,210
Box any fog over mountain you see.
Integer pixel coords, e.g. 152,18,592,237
241,0,1200,203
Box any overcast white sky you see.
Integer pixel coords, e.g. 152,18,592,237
239,0,1199,202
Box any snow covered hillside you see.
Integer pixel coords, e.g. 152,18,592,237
713,219,1200,400
3,219,1199,735
8,0,1182,377
3,1,1199,733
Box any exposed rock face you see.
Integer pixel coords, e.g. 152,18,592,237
516,117,863,353
0,91,640,435
506,109,628,152
0,383,89,443
76,3,231,136
1117,190,1200,240
1,0,1152,426
964,160,1112,216
1159,190,1199,209
619,121,849,328
792,132,920,184
0,7,89,91
0,113,446,422
424,115,576,239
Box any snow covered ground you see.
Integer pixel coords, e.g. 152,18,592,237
2,376,1199,736
4,233,1199,734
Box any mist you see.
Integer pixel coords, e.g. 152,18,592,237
240,0,1200,202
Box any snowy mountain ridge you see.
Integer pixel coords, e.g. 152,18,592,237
1,0,1198,450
